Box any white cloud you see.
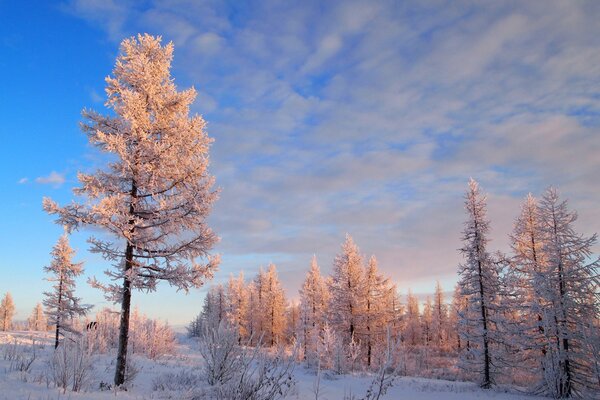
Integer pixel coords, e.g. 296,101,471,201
17,177,28,184
35,171,66,187
64,0,600,294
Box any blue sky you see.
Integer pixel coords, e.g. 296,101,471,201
1,1,599,325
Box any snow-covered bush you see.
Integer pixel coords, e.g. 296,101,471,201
3,337,37,373
47,335,94,393
152,369,202,392
195,321,296,400
85,307,175,359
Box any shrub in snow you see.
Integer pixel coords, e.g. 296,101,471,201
85,307,175,359
194,321,296,400
4,337,37,373
47,334,94,393
152,369,203,392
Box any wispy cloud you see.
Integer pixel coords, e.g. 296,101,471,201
17,177,28,184
35,171,66,187
63,0,600,295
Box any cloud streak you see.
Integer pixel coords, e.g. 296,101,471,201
63,0,600,297
35,171,66,187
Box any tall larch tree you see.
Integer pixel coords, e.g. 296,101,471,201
362,255,392,367
329,234,365,345
248,267,267,346
536,188,600,397
432,281,448,348
264,263,287,346
43,34,219,386
43,233,89,348
404,290,421,346
457,178,500,389
449,284,465,351
507,194,552,393
28,303,48,331
226,272,248,344
299,255,329,363
422,296,433,345
0,292,15,331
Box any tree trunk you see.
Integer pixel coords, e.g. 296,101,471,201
114,182,137,387
114,243,134,386
54,272,64,349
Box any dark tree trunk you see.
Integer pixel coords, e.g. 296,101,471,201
54,271,64,349
474,218,492,389
114,243,134,386
114,182,137,387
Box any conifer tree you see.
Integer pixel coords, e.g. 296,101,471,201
362,255,392,367
432,281,448,348
535,188,600,397
43,233,89,348
0,292,15,331
28,303,47,331
506,194,551,391
422,296,433,345
449,284,465,351
264,263,287,346
43,34,219,386
404,290,421,346
226,272,248,344
457,178,500,388
329,234,365,345
299,255,329,363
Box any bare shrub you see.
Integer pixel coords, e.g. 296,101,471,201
48,335,94,393
193,321,296,400
152,369,202,392
3,337,37,373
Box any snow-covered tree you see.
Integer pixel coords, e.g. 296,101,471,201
247,268,267,346
226,272,248,344
457,178,500,388
404,290,421,346
505,194,551,390
329,234,365,345
28,303,48,331
43,233,89,348
534,188,600,397
263,264,287,346
298,255,329,364
43,34,219,386
449,284,466,351
201,284,227,328
0,292,15,331
432,281,448,348
361,255,393,367
421,296,433,345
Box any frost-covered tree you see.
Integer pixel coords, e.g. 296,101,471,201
362,255,393,367
247,268,267,346
534,188,600,397
329,234,365,344
298,255,329,364
505,194,551,390
263,264,287,346
432,281,448,348
201,284,227,328
421,296,433,345
449,284,466,351
457,178,500,388
226,272,248,344
43,233,89,348
0,292,15,331
43,34,219,386
404,290,421,346
28,303,48,331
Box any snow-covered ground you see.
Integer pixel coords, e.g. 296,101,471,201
0,331,546,400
